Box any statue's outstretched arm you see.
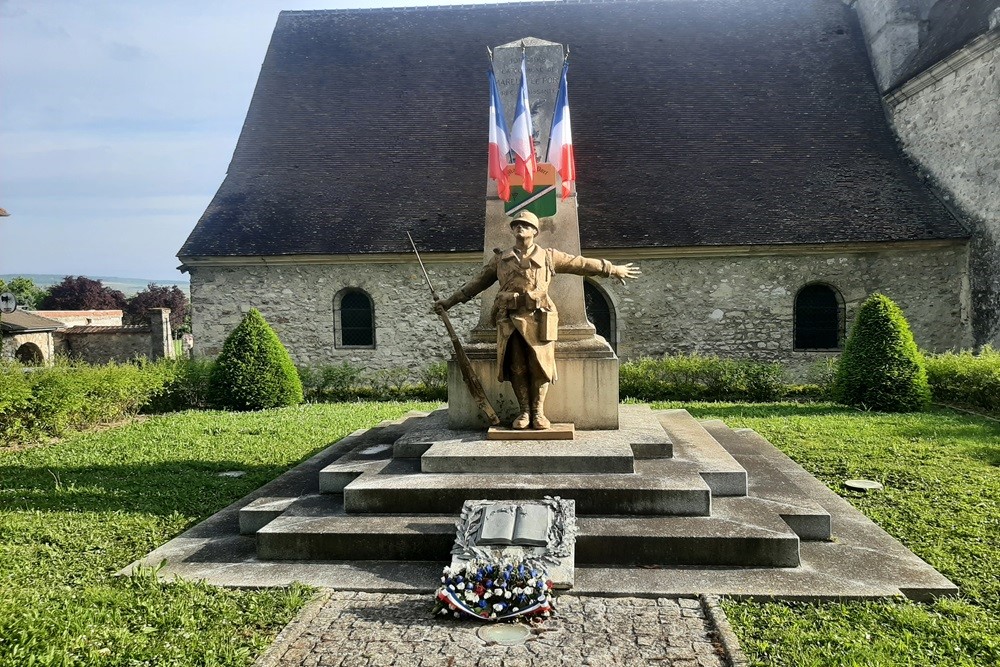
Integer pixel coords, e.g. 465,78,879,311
551,250,641,285
435,257,499,313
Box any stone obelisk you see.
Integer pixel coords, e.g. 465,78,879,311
447,37,620,430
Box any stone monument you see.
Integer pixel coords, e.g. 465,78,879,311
435,210,638,431
446,37,627,431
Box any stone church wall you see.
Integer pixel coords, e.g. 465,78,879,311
853,0,999,344
190,242,970,382
886,38,1000,345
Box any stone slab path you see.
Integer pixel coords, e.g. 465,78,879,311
255,591,746,667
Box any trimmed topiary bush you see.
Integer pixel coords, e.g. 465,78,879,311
209,309,303,410
833,293,930,412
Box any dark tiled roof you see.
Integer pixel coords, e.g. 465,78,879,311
179,0,966,259
0,310,62,332
895,0,997,88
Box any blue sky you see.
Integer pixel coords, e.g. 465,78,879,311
0,0,520,282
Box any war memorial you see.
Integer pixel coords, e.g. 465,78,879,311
130,39,956,623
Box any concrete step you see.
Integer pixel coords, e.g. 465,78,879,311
254,495,798,566
417,405,677,474
656,409,748,496
341,457,712,516
420,439,636,474
576,497,800,567
255,495,456,561
701,420,832,540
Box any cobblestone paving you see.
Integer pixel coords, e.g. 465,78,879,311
257,591,730,667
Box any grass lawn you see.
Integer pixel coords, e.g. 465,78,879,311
655,402,1000,667
0,402,437,667
2,401,997,665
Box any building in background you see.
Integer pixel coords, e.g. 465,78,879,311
178,0,996,379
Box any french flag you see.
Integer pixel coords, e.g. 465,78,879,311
546,62,575,201
488,66,512,201
510,55,537,192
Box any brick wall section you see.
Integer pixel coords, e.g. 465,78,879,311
190,244,971,381
886,39,1000,345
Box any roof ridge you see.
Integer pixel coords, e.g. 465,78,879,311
279,0,662,17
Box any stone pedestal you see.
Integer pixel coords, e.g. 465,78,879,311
447,336,619,430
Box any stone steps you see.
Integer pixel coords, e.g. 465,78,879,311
253,494,800,566
243,407,831,570
701,420,832,540
339,456,713,516
656,409,748,497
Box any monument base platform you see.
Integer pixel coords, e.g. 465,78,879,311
447,338,619,430
487,424,574,440
124,405,958,601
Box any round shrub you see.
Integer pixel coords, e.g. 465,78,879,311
209,309,303,410
833,293,930,412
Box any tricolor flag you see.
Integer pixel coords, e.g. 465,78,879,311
510,55,538,192
546,61,575,201
488,66,512,201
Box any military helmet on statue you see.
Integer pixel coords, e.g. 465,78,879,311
509,210,540,231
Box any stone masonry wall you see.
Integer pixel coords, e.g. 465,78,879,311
190,262,484,376
57,330,153,364
190,243,970,381
853,0,935,89
887,41,1000,345
1,332,54,364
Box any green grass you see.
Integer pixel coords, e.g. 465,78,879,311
3,400,997,665
652,402,1000,667
0,402,438,666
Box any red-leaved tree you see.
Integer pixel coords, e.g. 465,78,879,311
124,283,190,332
39,276,127,311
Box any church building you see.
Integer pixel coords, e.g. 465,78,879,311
178,0,998,379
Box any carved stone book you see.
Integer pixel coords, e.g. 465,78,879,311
477,504,551,547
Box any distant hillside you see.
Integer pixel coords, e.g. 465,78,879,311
0,274,190,298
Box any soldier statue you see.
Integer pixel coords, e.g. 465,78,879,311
435,211,640,430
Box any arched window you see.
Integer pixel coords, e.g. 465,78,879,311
334,289,375,348
584,279,617,352
794,283,843,350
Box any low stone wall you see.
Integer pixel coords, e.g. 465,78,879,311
53,310,175,365
189,241,971,381
57,327,153,364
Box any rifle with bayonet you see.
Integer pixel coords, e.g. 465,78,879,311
407,232,501,427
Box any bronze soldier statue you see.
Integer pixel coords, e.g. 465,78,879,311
435,211,640,430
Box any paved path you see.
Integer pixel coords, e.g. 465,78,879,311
256,591,745,667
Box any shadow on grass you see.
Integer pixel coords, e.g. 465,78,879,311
0,460,305,518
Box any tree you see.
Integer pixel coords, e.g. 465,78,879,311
209,308,303,410
39,276,127,311
125,283,189,332
833,293,930,412
0,277,49,310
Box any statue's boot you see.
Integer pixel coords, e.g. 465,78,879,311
531,381,551,430
511,378,531,429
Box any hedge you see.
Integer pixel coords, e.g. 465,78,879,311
924,346,1000,415
619,353,785,402
0,359,172,443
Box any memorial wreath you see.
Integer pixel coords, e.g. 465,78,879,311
433,559,555,621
